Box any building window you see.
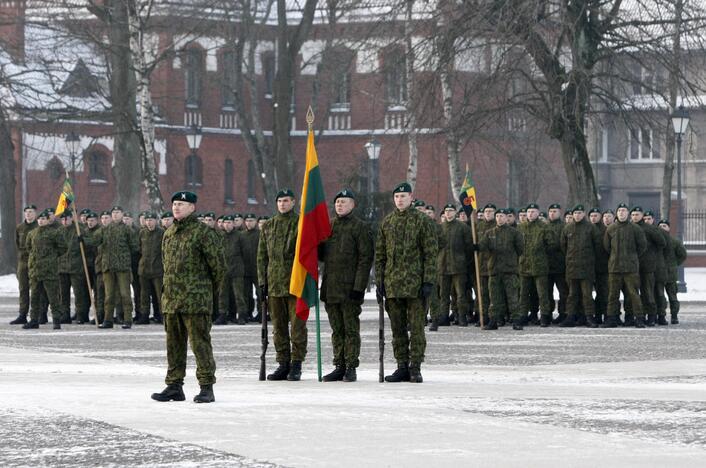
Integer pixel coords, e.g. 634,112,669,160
262,53,275,98
629,127,661,160
224,159,234,204
185,154,203,187
88,151,107,182
384,49,407,107
222,50,236,108
185,48,204,107
247,160,257,203
46,156,64,180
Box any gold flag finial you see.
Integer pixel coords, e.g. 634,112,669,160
306,106,315,130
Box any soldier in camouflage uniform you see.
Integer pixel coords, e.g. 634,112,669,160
217,215,243,325
91,210,112,325
658,220,687,324
86,206,139,329
479,209,524,330
518,204,553,327
122,212,142,322
424,204,443,325
432,204,472,331
59,211,90,323
23,211,66,329
559,205,602,328
601,203,647,328
320,189,374,382
375,182,438,383
137,212,164,325
589,208,609,324
151,191,225,404
474,203,497,325
258,189,307,381
644,212,670,326
161,211,174,229
546,204,569,324
241,214,261,322
11,205,38,325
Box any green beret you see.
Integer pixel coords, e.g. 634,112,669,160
518,208,526,213
413,200,426,208
616,203,629,210
123,211,133,218
526,203,540,210
203,211,215,219
161,211,173,219
483,203,497,210
644,210,654,217
143,212,157,220
548,203,561,210
505,207,515,214
258,216,269,221
334,188,356,202
566,209,573,215
244,213,257,220
60,211,73,218
276,188,295,200
631,206,643,213
24,204,37,210
425,205,435,211
46,207,55,213
233,213,243,219
540,211,547,218
222,215,234,222
111,205,123,212
443,203,456,211
393,182,412,194
86,211,98,219
37,210,49,219
589,208,601,215
603,209,614,214
658,219,670,226
196,213,204,219
79,208,90,215
171,191,198,203
573,204,585,212
496,209,508,215
100,210,111,217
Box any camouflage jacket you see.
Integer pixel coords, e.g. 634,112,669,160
479,224,524,275
58,224,88,274
222,229,245,277
664,236,687,282
593,222,610,274
603,220,647,274
162,214,225,315
438,219,472,276
86,221,138,272
654,227,671,283
26,224,67,281
546,218,566,274
475,218,496,276
241,228,259,277
84,225,100,270
636,221,667,273
138,227,164,278
15,220,38,263
560,218,602,280
320,213,374,304
375,207,438,299
257,210,298,297
518,219,553,277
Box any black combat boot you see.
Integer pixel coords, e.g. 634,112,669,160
60,315,72,324
634,315,645,328
600,316,618,328
343,367,357,382
53,320,61,330
646,314,656,327
575,315,587,326
528,313,540,326
322,365,346,382
438,315,451,327
428,319,439,331
657,315,669,326
39,311,48,324
540,315,551,328
214,314,228,325
497,317,506,327
623,314,635,327
671,314,679,324
458,313,469,327
559,315,576,328
287,361,302,381
585,315,599,328
193,384,215,403
482,319,498,330
98,321,113,329
384,363,410,382
237,312,247,325
121,322,132,329
409,364,423,383
593,313,603,325
512,322,524,331
22,320,39,329
267,362,290,381
151,383,186,402
552,313,566,325
9,314,27,325
135,314,150,325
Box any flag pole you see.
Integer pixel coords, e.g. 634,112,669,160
469,210,484,329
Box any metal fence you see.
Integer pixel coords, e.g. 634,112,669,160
684,210,706,248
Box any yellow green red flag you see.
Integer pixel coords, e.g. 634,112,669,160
459,164,477,215
55,176,75,216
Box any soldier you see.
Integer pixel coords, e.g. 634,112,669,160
257,216,269,230
506,208,517,227
478,209,524,330
23,210,66,329
629,207,666,326
217,215,242,325
258,188,306,381
645,211,670,326
475,203,497,325
518,208,527,224
137,212,164,325
86,206,139,329
423,204,443,326
91,210,112,325
546,204,569,324
564,210,574,224
161,211,174,229
240,213,260,322
433,204,472,331
559,205,601,328
518,203,553,327
58,211,90,324
84,212,99,319
601,203,647,328
11,204,38,325
589,208,609,324
658,220,687,324
603,209,615,227
79,208,90,226
375,182,437,383
216,215,224,231
151,191,225,403
203,212,216,229
233,213,245,231
320,189,374,382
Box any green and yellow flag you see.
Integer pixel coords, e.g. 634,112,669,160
459,164,477,216
55,176,75,217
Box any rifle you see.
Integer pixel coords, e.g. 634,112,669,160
259,298,269,381
377,293,385,383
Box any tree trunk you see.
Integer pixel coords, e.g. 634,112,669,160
272,0,294,191
559,128,598,207
404,0,419,189
0,108,16,274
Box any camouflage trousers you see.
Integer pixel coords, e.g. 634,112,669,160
519,275,550,319
475,275,491,319
218,273,237,318
439,274,469,323
607,272,642,318
386,297,426,365
270,295,307,363
164,313,216,386
29,278,63,322
547,273,568,315
567,278,595,318
325,300,362,368
594,273,609,317
665,282,680,316
654,278,667,318
639,271,657,317
103,271,133,324
131,261,141,315
59,272,90,321
140,276,163,319
489,274,520,321
426,280,439,320
95,272,106,323
17,261,30,316
242,275,261,318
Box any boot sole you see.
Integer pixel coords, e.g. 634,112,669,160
151,395,186,402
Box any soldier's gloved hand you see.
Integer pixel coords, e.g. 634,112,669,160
472,243,480,251
349,290,365,302
420,282,433,299
260,284,268,299
376,281,385,301
77,234,83,242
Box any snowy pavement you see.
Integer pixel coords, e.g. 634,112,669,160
1,298,706,467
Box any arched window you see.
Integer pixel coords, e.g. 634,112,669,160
224,159,234,204
184,48,204,107
46,156,64,180
88,150,108,182
185,154,203,187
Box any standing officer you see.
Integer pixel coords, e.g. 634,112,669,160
123,211,142,321
320,189,374,382
518,203,553,327
645,211,670,325
217,215,239,325
546,204,569,324
588,208,609,324
376,182,437,383
58,211,90,323
137,212,164,325
11,204,38,325
257,189,306,381
241,214,261,322
475,203,497,325
161,211,174,229
151,191,225,403
658,220,687,324
630,207,666,326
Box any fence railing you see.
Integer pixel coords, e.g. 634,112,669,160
684,210,706,248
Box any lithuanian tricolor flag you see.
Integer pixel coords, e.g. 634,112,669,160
55,176,75,217
459,164,477,216
289,128,331,321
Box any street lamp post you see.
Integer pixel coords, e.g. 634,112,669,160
671,105,690,293
65,131,81,178
185,124,202,187
364,138,381,221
